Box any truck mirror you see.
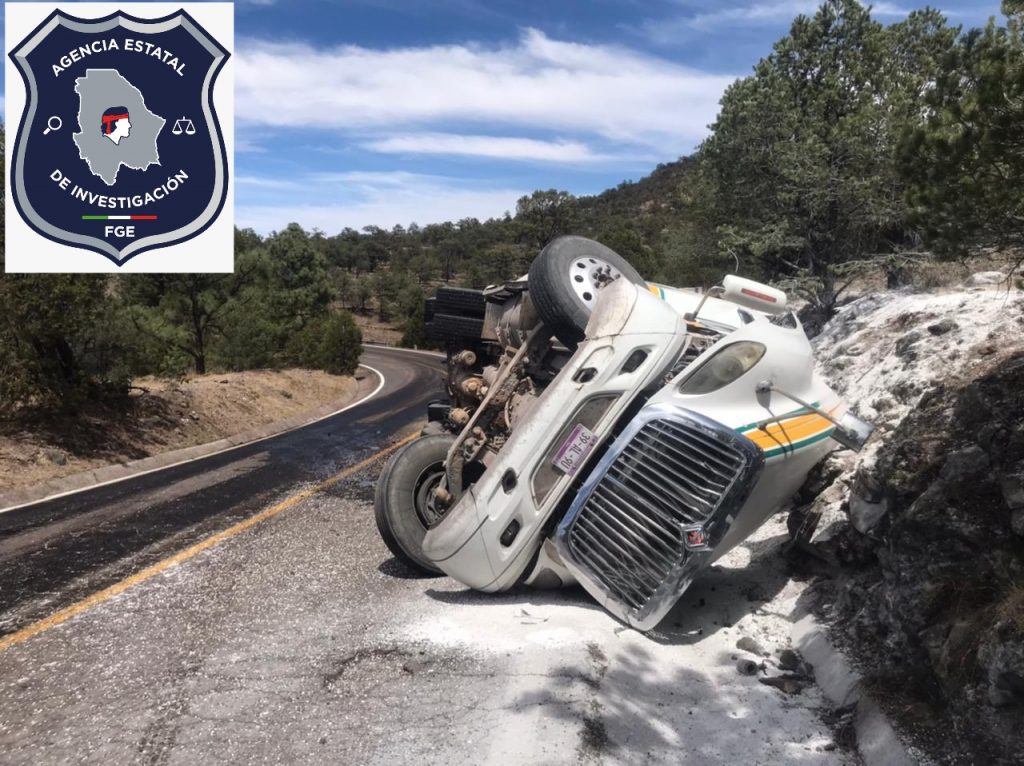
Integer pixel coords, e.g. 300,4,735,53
830,412,875,452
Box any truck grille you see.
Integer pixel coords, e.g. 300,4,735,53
556,405,763,629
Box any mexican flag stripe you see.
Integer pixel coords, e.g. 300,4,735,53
81,215,158,220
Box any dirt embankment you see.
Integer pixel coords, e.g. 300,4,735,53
352,313,404,345
0,369,357,495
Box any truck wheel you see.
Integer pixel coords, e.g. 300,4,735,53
435,287,486,318
374,434,455,575
528,236,645,346
429,313,485,341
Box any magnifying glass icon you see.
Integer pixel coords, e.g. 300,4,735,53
43,116,62,135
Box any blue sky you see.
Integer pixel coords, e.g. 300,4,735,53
4,1,1006,234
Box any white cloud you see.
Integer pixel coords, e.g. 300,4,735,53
689,1,910,30
360,133,619,163
641,1,912,43
234,137,266,153
310,171,455,184
687,1,815,31
236,174,295,189
235,171,524,234
867,2,913,15
235,28,735,154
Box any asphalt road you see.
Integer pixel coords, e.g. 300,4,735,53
0,346,850,765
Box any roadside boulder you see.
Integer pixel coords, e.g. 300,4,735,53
778,649,802,672
1000,460,1024,510
1011,509,1024,537
894,330,922,360
978,624,1024,708
848,467,889,534
848,492,888,534
736,636,769,657
939,444,990,485
44,449,67,466
927,317,958,335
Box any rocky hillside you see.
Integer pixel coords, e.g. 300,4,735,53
790,272,1024,764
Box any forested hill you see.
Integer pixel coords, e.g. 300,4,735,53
578,157,697,223
289,152,706,296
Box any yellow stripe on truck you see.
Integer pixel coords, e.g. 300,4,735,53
739,404,844,455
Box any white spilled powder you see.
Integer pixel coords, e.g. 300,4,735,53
395,529,799,658
809,285,1024,518
389,516,847,764
814,287,1023,436
402,610,612,653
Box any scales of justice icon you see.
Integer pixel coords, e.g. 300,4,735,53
171,117,196,135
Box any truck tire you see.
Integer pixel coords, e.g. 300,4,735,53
374,434,455,575
528,236,645,346
425,312,485,343
435,287,486,318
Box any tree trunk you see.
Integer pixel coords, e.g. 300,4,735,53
190,289,206,375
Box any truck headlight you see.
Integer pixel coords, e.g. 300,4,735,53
678,341,766,395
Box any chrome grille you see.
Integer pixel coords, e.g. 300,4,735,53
556,405,763,628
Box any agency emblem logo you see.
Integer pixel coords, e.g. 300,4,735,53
7,6,232,269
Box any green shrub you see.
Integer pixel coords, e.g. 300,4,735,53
0,275,131,414
318,311,363,375
215,310,280,371
285,311,362,375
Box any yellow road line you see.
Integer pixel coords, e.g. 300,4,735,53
0,431,420,654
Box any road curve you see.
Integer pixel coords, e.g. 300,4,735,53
0,346,445,639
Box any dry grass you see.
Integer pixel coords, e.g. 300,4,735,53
0,369,357,494
351,312,403,345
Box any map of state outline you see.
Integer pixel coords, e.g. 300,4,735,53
72,68,166,186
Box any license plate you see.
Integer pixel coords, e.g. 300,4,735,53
553,424,598,476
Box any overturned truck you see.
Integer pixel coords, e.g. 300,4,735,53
375,236,872,630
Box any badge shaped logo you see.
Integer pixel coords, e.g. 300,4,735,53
8,9,230,266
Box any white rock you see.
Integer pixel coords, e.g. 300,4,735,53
1000,467,1024,511
809,484,851,544
849,493,889,534
1010,507,1024,537
965,271,1005,286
